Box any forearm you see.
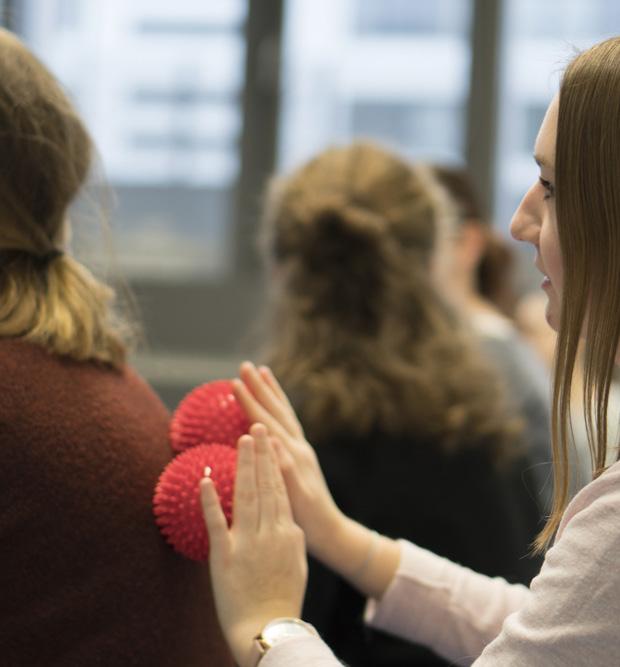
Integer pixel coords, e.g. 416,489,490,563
366,541,531,665
311,512,401,601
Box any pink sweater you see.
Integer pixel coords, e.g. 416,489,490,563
263,460,620,666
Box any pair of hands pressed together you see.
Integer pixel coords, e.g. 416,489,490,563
200,362,401,667
199,362,341,667
200,423,307,667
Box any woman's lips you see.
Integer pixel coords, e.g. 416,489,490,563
541,276,552,289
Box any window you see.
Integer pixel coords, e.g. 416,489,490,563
278,0,473,171
351,102,462,156
495,0,620,234
356,0,470,35
6,0,620,406
19,0,247,279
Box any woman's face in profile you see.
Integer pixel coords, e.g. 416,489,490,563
510,95,563,332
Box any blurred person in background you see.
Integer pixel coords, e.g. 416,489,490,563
253,142,545,667
0,29,232,667
429,165,519,321
429,165,552,507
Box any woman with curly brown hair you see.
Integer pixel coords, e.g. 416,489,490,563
246,142,544,666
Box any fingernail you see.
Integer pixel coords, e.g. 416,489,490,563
203,466,212,478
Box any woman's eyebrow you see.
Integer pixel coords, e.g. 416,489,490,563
534,154,554,170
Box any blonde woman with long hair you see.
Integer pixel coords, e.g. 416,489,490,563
0,29,232,666
201,37,620,667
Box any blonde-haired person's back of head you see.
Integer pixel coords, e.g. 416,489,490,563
261,141,522,462
0,29,130,368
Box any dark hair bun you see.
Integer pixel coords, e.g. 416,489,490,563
277,199,389,331
300,200,383,275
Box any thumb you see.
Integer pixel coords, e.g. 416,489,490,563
200,477,231,560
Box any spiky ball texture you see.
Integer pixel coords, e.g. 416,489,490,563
170,379,251,452
153,444,237,561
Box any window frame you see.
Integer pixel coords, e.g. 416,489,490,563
1,0,505,407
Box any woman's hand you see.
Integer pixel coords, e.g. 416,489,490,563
201,424,307,667
233,363,403,602
232,362,345,555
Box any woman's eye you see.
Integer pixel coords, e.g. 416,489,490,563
539,177,555,201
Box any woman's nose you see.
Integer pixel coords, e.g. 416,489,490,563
510,185,541,246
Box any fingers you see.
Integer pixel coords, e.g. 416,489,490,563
232,435,259,532
252,424,279,526
270,437,295,522
200,477,230,556
230,427,297,538
272,437,297,481
239,362,302,438
259,366,305,438
258,366,297,416
253,425,295,526
233,378,288,441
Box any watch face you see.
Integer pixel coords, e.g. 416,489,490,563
263,619,313,646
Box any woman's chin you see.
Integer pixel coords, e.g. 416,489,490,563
544,301,560,333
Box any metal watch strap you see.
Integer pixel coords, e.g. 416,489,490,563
249,618,318,667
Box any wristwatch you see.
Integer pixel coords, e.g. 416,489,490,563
249,617,319,666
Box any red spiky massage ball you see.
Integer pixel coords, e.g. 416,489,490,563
170,379,250,452
153,444,237,561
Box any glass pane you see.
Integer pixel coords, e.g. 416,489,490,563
356,0,470,35
18,0,247,279
278,0,473,171
496,0,620,235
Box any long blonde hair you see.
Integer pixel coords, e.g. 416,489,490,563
0,29,130,368
536,37,620,550
261,142,522,461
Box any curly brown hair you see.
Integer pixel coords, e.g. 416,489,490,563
260,142,522,463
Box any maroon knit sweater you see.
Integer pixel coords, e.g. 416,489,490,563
0,340,233,667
